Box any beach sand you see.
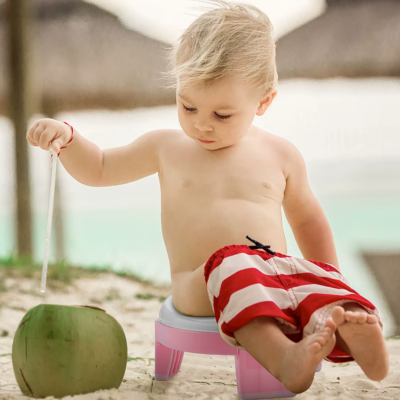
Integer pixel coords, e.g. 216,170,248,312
1,270,399,400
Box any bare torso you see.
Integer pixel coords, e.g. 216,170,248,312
158,125,289,316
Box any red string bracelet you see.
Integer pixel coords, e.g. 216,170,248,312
51,122,74,158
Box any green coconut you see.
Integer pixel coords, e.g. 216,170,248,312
12,304,128,398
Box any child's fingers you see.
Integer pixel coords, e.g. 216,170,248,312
49,139,62,153
26,121,40,143
38,128,58,151
32,123,45,145
26,136,38,147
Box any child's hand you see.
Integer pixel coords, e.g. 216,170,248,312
26,118,72,153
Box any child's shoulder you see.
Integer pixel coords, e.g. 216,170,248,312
156,129,185,141
255,127,298,154
151,128,183,149
254,127,305,180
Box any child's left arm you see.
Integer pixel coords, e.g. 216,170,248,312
281,140,340,270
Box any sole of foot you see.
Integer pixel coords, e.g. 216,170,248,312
331,305,389,381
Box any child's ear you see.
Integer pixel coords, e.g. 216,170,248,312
256,90,277,116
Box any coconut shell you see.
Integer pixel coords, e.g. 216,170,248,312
12,304,127,398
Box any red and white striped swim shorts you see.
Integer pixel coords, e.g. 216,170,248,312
203,242,383,363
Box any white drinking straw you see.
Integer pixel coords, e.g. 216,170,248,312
40,144,58,293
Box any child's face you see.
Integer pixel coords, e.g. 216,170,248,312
176,76,276,150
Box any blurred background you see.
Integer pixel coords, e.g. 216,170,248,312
0,0,399,335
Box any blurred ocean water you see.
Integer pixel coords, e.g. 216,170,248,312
0,78,399,334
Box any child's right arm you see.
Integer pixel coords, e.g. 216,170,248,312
26,118,161,187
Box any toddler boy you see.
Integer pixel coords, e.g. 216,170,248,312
26,0,389,393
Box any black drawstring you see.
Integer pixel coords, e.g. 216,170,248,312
246,235,276,255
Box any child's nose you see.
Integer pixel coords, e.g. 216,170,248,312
194,120,213,132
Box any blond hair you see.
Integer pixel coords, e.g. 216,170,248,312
162,0,278,96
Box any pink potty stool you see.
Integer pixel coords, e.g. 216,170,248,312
154,295,322,400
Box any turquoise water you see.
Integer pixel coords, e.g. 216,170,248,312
0,192,398,335
285,193,400,337
2,193,399,284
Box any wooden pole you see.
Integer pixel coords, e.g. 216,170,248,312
7,0,35,262
362,252,400,335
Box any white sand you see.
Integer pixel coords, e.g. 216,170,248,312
1,272,399,400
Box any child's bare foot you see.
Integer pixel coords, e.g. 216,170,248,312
279,317,336,393
331,305,389,381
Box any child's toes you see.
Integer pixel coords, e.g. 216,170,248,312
316,330,332,345
324,317,336,334
314,334,327,346
345,311,359,323
331,306,345,326
357,313,367,323
366,314,378,324
310,341,322,352
312,332,332,350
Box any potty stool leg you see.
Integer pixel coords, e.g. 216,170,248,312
235,349,296,400
155,341,184,381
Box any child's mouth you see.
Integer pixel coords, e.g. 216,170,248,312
198,138,215,143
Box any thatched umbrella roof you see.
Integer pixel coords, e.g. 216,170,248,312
276,0,400,79
0,0,175,116
361,251,400,335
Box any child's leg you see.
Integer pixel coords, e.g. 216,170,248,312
233,315,337,394
331,303,389,381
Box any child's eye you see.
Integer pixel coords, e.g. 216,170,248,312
183,104,196,113
215,113,231,120
182,105,231,120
